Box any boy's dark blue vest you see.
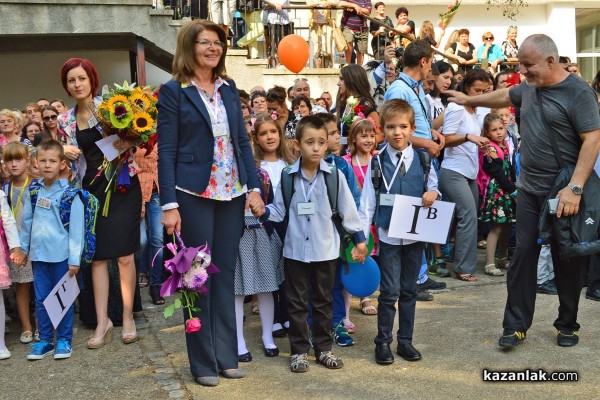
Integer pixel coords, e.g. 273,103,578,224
376,150,424,230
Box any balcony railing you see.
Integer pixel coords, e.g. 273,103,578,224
161,2,519,74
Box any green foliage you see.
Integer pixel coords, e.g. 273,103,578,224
163,304,175,318
163,290,202,320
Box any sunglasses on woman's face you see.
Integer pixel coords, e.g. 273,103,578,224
43,115,58,122
484,37,494,41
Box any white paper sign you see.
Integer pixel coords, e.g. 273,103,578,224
43,271,80,329
387,195,456,244
95,135,120,162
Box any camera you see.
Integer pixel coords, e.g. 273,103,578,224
394,46,405,58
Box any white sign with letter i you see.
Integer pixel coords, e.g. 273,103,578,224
43,271,80,329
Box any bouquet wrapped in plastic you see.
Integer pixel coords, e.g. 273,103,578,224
438,0,461,29
159,231,220,334
93,81,158,216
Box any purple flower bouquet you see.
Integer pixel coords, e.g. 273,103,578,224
159,231,220,333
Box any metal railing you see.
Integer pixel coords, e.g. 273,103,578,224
164,2,521,72
162,0,194,20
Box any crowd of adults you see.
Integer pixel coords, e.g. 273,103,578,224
2,7,600,388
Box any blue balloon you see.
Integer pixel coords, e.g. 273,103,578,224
341,256,380,298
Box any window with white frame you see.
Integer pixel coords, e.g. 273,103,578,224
577,24,600,81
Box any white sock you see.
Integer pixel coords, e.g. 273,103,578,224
257,292,276,349
234,295,248,355
283,321,290,329
0,290,7,350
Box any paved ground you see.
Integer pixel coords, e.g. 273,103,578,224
3,250,599,400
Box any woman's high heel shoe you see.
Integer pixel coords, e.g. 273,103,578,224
87,319,113,349
122,319,138,344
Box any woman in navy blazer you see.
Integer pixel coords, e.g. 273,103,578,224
157,20,265,387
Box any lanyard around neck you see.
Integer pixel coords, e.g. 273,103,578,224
10,176,29,218
300,170,319,202
377,151,403,193
354,154,371,181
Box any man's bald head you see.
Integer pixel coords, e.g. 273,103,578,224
293,79,311,99
520,34,559,63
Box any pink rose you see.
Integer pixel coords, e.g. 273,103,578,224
185,317,202,333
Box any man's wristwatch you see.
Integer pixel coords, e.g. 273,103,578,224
248,188,261,194
568,183,583,195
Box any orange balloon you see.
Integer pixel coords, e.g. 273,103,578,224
277,35,309,74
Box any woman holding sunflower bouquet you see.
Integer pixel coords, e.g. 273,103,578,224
58,58,143,348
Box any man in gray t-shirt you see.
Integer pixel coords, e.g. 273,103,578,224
446,34,600,349
510,73,599,195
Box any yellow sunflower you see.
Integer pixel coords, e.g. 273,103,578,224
129,92,153,110
106,94,129,110
132,112,154,133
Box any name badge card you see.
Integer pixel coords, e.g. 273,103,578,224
213,123,228,137
87,115,98,129
297,202,316,215
340,136,348,145
379,194,396,207
36,197,52,209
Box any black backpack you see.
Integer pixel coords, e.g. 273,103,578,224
280,165,352,260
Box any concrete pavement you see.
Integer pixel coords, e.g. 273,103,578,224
3,251,599,399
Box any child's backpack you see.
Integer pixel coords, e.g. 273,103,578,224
280,164,352,260
29,180,99,265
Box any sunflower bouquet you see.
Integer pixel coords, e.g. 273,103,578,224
438,0,461,29
93,81,158,216
97,81,158,152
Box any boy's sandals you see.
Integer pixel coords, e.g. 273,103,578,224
484,264,505,276
360,298,378,315
137,273,148,288
20,330,33,344
456,273,478,282
251,303,260,315
317,351,344,369
290,353,309,373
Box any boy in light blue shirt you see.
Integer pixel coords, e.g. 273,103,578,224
16,140,84,361
259,116,367,373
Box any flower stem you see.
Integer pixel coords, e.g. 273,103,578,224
183,291,194,320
